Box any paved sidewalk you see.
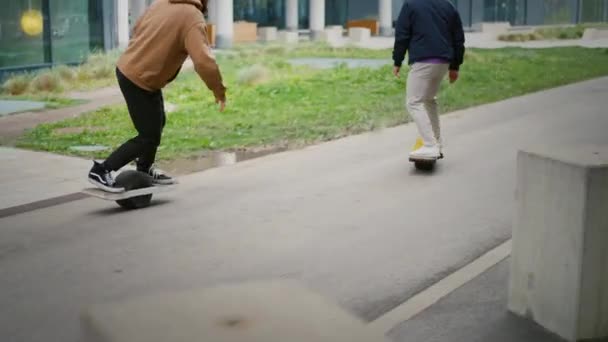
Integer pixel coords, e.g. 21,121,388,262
387,260,564,342
0,147,91,211
0,77,606,342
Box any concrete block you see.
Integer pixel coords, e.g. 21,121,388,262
327,25,344,33
582,28,608,40
257,26,278,42
233,21,258,44
348,27,371,43
508,145,608,342
278,30,299,44
477,22,511,33
319,28,342,43
474,22,511,39
80,281,388,342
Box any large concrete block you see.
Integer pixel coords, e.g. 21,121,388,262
257,27,278,42
509,145,608,342
477,22,511,33
81,281,388,342
319,28,343,43
348,27,371,43
278,30,299,44
583,28,608,40
474,22,511,39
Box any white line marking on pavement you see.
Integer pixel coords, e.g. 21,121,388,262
369,239,512,335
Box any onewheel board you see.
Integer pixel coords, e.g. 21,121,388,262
82,185,176,201
84,170,177,209
410,137,441,171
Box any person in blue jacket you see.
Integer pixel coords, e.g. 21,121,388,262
393,0,465,159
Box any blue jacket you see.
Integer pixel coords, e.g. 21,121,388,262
393,0,465,71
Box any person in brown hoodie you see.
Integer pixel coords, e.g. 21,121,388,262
88,0,226,192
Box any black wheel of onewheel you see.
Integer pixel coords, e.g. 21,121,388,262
114,170,153,209
414,160,436,171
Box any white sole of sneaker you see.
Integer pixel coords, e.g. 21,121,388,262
151,180,177,185
409,155,440,161
88,178,125,193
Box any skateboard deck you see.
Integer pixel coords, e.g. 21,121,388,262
84,170,177,209
82,184,176,201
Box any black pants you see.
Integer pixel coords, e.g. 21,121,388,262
104,68,166,172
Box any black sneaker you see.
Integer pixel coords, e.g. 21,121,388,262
88,161,124,193
139,164,175,185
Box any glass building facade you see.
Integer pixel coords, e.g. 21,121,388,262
580,0,608,22
232,0,606,30
446,0,607,27
233,0,311,29
1,0,607,75
0,0,111,73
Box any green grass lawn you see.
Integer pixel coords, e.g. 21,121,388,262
16,46,608,160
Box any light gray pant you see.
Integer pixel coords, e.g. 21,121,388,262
406,63,449,147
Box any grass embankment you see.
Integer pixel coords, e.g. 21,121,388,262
17,45,608,160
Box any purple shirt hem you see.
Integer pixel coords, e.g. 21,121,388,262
418,58,450,64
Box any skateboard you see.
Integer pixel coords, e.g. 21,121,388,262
83,170,176,210
409,137,443,171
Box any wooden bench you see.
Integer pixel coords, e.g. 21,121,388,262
346,19,379,36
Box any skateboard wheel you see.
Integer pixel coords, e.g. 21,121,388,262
414,160,436,171
114,170,153,209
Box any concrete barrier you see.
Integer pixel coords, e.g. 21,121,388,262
278,30,298,44
80,281,388,342
346,19,379,36
327,25,344,34
582,28,608,40
477,22,511,33
473,22,511,39
348,27,371,43
233,21,258,44
319,27,343,43
508,145,608,342
258,27,278,42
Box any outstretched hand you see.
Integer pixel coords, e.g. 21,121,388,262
216,98,226,112
393,66,401,78
449,70,459,84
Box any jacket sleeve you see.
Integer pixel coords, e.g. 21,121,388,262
450,11,466,71
184,23,227,101
393,3,412,67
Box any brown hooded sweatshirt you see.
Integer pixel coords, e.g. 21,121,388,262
116,0,226,101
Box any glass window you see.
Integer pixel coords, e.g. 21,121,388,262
234,0,286,28
298,0,309,29
50,0,90,64
580,0,607,23
543,0,572,24
88,0,106,52
483,0,526,25
232,0,312,29
0,0,46,68
326,0,347,25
